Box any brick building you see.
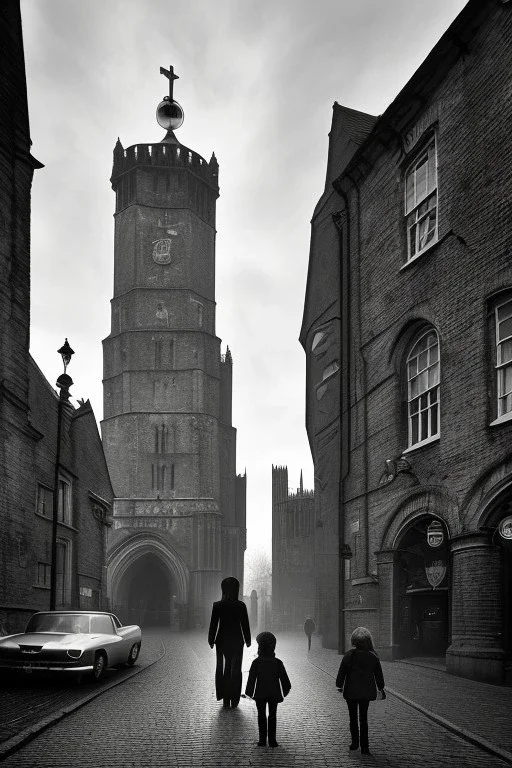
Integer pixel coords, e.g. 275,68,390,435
103,71,246,629
272,466,315,630
0,0,113,633
301,0,512,682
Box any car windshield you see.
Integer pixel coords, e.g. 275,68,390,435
26,614,91,634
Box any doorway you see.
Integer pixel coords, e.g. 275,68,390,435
115,553,175,628
394,516,449,658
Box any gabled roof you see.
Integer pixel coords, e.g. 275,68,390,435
334,0,492,191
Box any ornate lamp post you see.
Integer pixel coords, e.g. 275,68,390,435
50,339,75,610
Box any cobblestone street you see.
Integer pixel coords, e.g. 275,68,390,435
1,631,511,767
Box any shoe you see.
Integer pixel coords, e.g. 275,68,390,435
222,699,230,708
361,747,371,755
269,741,279,748
349,743,359,750
230,700,239,708
257,741,266,747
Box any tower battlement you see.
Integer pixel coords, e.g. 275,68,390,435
111,140,219,191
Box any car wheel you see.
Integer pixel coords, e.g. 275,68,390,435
91,652,107,682
126,642,140,666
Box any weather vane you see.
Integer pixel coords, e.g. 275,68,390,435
156,65,184,133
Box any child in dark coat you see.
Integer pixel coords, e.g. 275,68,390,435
336,626,385,756
245,631,291,748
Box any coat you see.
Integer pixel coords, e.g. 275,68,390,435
208,599,251,651
245,656,291,702
335,648,385,701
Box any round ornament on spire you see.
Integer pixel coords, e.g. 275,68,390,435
156,97,184,131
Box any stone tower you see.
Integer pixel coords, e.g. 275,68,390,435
271,466,315,629
102,68,246,629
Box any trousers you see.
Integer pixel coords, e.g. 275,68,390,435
256,699,278,743
346,698,370,749
215,645,243,705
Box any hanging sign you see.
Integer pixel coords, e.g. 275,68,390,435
425,559,446,590
499,516,512,540
427,520,444,548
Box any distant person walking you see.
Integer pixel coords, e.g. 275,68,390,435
304,617,315,651
335,627,385,756
208,577,251,708
245,631,291,748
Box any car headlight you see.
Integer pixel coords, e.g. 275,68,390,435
67,649,83,659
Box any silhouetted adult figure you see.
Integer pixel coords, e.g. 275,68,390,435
208,577,251,708
335,626,385,755
304,617,315,651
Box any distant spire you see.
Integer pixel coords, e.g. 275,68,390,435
300,470,303,495
209,152,219,185
225,345,232,363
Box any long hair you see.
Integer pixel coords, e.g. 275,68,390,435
350,626,375,651
221,577,239,601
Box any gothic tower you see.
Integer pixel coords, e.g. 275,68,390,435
102,68,246,628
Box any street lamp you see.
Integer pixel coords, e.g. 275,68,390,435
50,339,75,611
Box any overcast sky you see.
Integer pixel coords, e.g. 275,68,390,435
21,0,466,559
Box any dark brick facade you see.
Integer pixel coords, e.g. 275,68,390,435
0,0,113,634
301,0,512,682
103,96,246,629
272,466,315,630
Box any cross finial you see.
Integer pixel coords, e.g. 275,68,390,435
160,65,179,101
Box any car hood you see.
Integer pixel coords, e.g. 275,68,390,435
0,632,102,647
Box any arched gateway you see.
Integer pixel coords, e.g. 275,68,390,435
108,534,189,629
376,489,456,661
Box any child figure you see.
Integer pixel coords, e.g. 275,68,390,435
245,631,291,747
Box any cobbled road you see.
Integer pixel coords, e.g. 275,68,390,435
1,632,507,767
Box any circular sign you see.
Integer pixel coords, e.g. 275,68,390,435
499,516,512,540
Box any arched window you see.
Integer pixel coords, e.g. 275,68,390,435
406,329,440,447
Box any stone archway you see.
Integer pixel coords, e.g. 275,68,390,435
108,534,189,629
392,515,450,658
476,487,512,679
375,490,455,660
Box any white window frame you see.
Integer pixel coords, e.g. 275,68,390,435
406,330,440,449
404,137,438,262
495,298,512,421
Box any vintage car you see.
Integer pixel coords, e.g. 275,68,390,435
0,611,141,681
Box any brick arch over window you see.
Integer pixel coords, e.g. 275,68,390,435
380,488,459,552
388,316,438,370
108,533,189,605
460,455,512,531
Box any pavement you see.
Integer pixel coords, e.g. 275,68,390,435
0,630,510,767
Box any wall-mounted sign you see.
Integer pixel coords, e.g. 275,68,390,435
425,559,446,590
499,516,512,540
427,520,444,548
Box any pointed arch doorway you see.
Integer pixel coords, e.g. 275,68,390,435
108,535,189,629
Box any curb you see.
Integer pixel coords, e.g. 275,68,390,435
0,638,166,762
307,656,512,767
385,687,512,767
